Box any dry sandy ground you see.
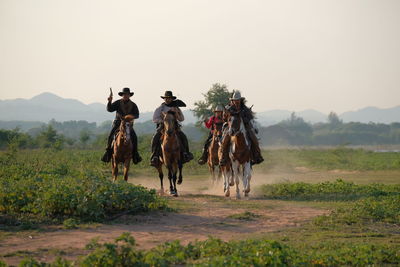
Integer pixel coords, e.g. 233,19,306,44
0,175,329,265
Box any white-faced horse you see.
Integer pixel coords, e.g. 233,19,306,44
226,114,252,199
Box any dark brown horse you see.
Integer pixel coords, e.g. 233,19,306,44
155,110,183,196
111,115,135,182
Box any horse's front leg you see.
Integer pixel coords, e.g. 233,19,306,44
223,167,230,197
243,162,252,197
177,161,183,185
167,166,175,195
209,164,215,184
232,161,241,199
171,163,178,197
123,158,130,182
157,165,164,195
112,158,118,182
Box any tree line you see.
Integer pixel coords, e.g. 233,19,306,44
1,83,399,149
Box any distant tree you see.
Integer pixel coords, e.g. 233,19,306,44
192,83,233,123
79,129,91,146
328,112,342,126
37,125,64,149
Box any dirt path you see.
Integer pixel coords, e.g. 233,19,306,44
0,176,328,265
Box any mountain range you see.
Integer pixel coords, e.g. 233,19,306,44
0,92,399,125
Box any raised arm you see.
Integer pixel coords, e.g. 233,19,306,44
107,100,119,112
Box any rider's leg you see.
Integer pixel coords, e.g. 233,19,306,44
101,120,120,162
130,128,142,164
247,128,264,165
150,125,163,166
176,130,194,163
198,132,212,165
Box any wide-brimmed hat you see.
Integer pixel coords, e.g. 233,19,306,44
229,91,245,101
161,91,177,100
213,105,224,112
118,87,134,96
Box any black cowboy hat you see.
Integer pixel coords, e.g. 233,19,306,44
161,90,177,100
118,87,134,96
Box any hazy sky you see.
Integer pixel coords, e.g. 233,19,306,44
0,0,399,113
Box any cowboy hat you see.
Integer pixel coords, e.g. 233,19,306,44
118,87,134,96
229,91,245,101
161,90,177,100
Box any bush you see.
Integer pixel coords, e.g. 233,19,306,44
0,150,168,225
316,195,400,226
260,179,400,201
8,233,400,266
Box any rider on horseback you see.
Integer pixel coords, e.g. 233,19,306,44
198,105,224,165
150,91,194,166
101,87,142,164
219,91,264,166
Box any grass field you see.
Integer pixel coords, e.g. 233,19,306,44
0,147,399,266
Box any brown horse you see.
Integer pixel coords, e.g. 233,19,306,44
208,122,223,183
227,114,252,199
111,115,135,182
155,110,183,197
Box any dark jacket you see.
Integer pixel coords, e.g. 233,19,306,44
107,99,139,121
226,103,254,124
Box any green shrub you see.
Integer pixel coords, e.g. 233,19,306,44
10,234,400,266
316,195,400,226
260,179,400,201
0,150,168,225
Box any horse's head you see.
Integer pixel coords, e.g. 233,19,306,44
119,115,134,144
163,110,176,136
229,114,243,136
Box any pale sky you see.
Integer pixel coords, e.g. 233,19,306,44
0,0,399,113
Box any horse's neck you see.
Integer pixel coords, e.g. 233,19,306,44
231,121,250,149
162,132,179,146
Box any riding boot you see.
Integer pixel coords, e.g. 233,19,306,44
101,120,119,163
247,128,264,165
219,133,231,166
177,131,194,163
130,129,142,164
150,131,162,166
198,133,212,165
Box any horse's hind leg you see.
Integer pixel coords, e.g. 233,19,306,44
177,161,183,185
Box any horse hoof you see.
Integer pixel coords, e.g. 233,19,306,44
229,182,235,186
225,190,230,197
236,194,241,199
244,192,249,197
177,179,182,185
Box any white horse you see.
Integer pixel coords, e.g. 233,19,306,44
227,115,252,199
